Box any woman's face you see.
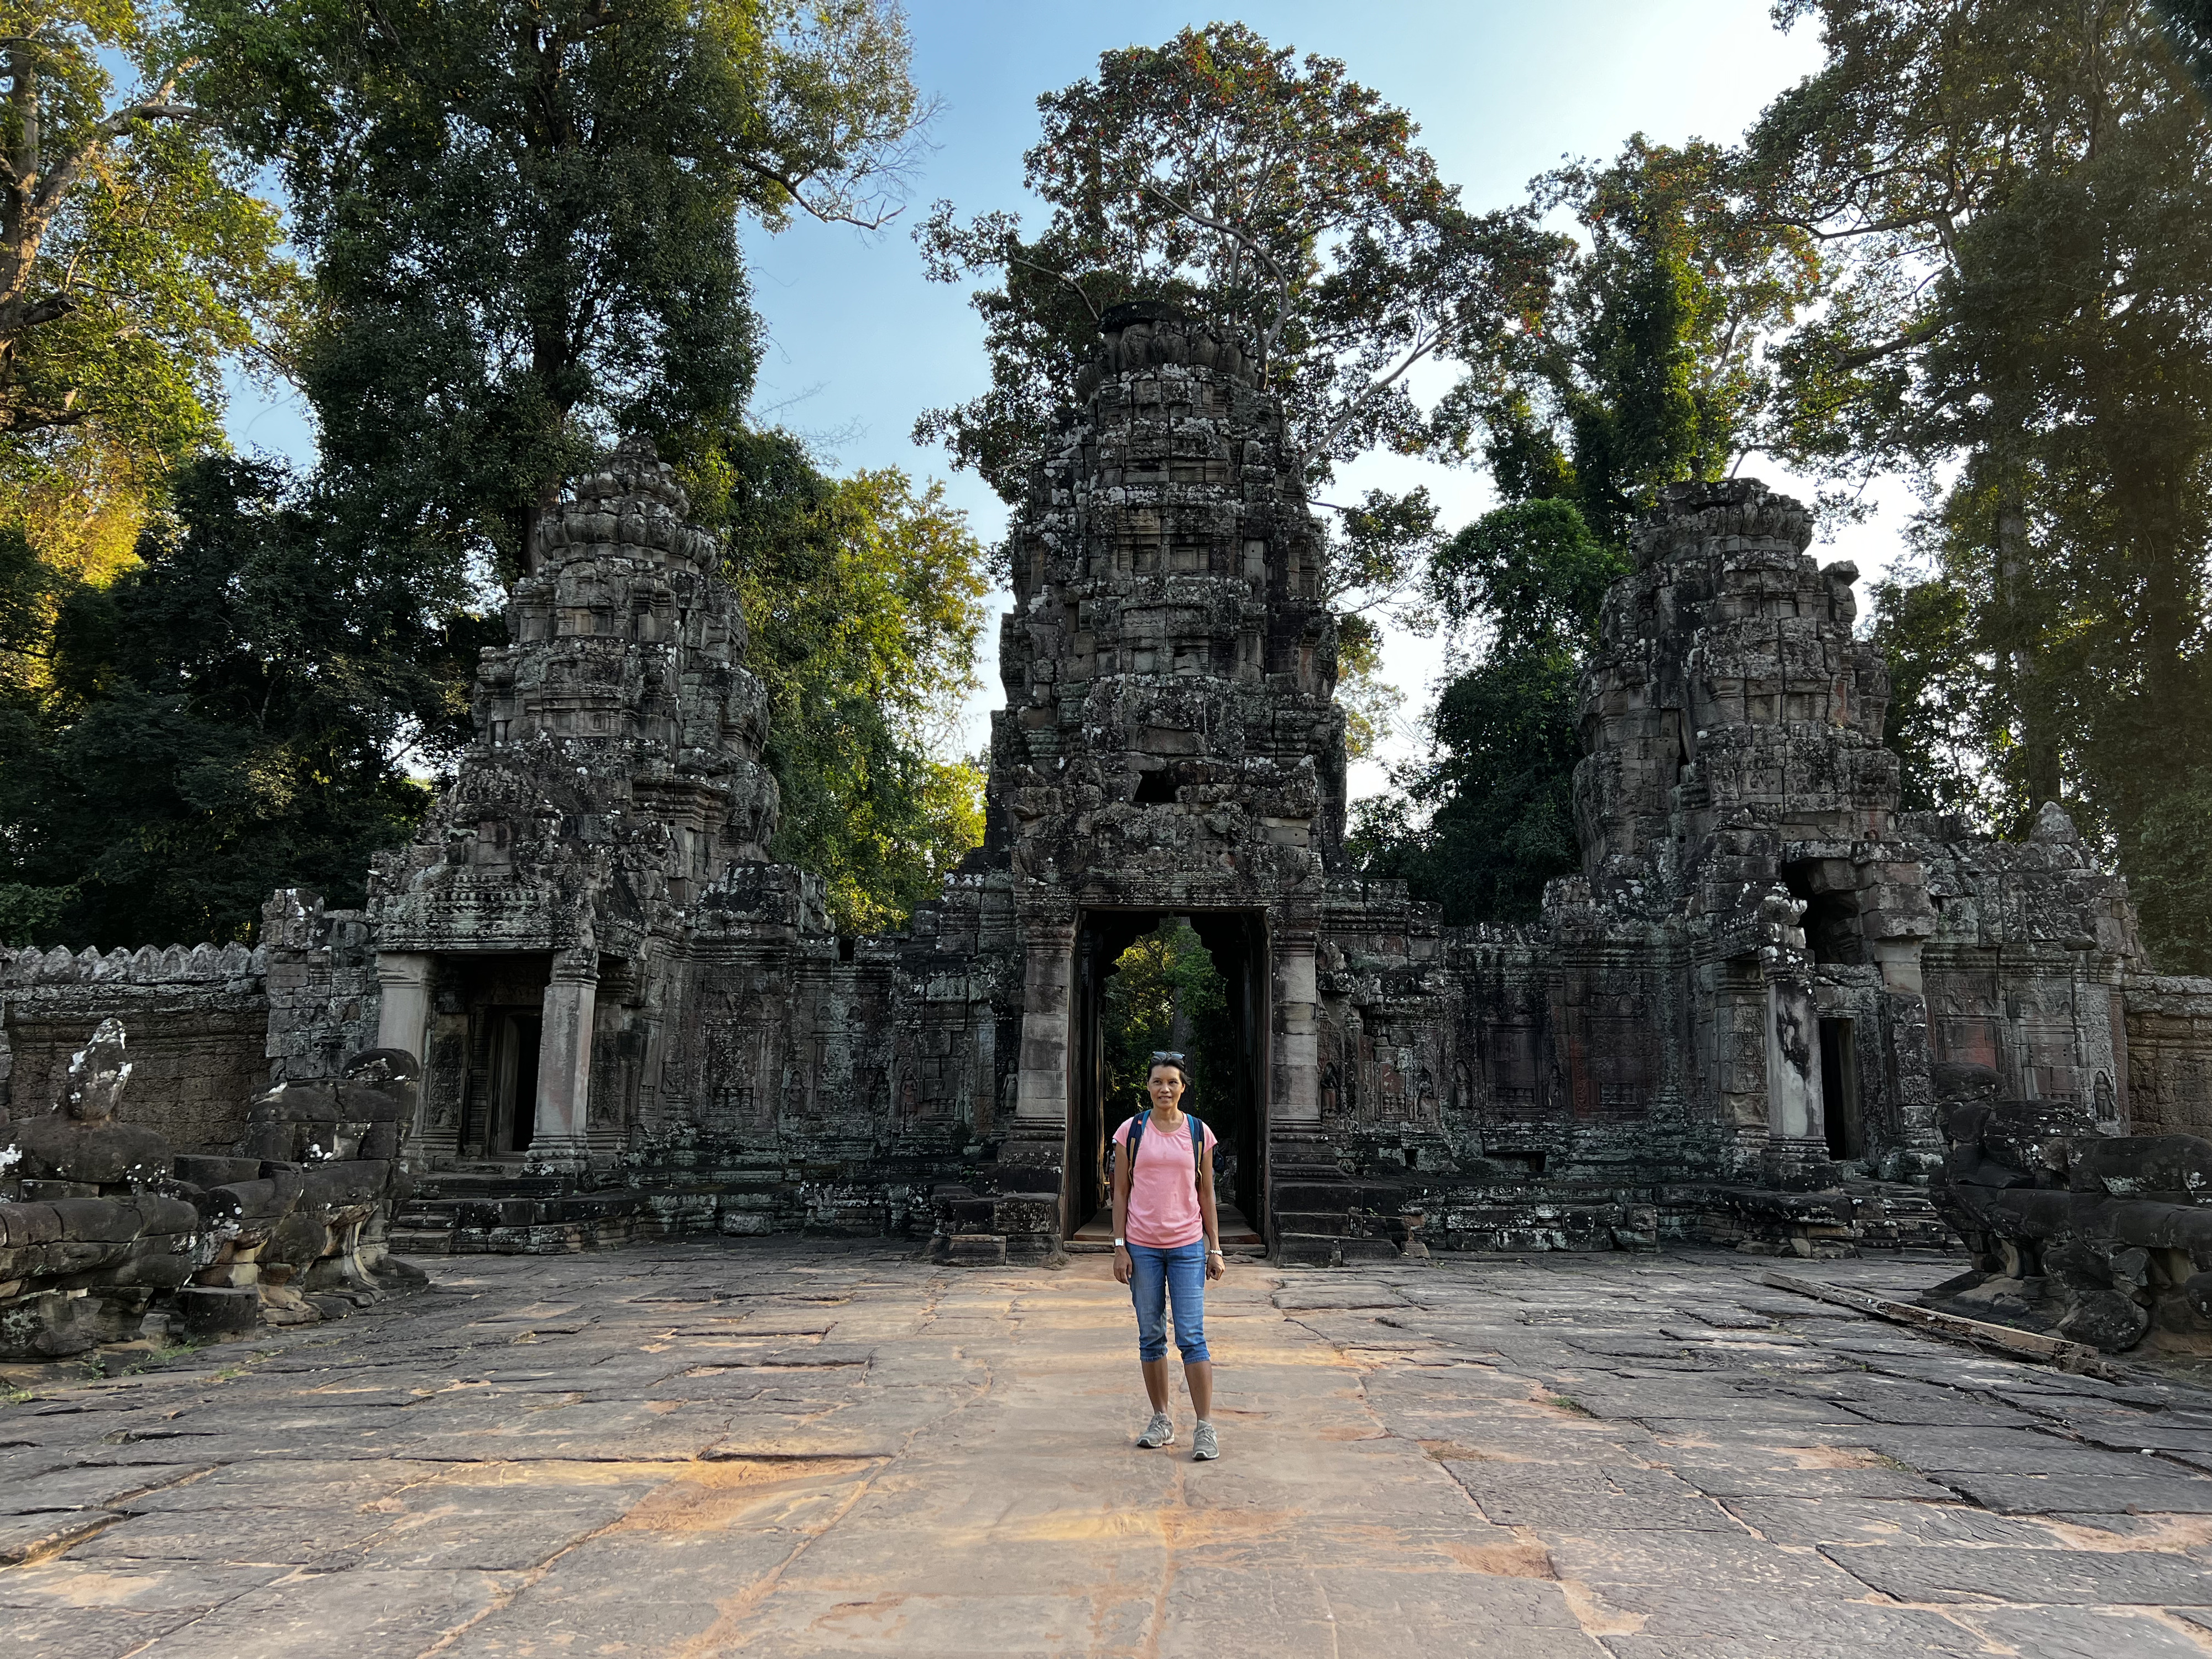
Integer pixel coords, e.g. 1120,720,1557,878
1147,1063,1185,1110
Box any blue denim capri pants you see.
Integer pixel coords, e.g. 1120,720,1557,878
1127,1239,1209,1363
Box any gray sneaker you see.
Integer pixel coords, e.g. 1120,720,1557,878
1136,1410,1174,1448
1192,1420,1219,1461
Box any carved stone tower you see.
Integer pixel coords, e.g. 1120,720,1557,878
1571,479,1940,1178
985,300,1348,1237
369,439,781,1170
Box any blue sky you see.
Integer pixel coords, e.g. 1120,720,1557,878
226,1,1913,793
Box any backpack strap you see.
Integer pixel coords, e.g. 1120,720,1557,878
1122,1108,1149,1178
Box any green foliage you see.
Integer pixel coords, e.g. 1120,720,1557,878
915,21,1556,502
2150,0,2212,98
1752,0,2212,972
2133,766,2212,974
185,0,931,576
0,2,295,635
718,429,987,934
1353,500,1626,921
1864,567,2000,821
1100,921,1232,1121
1333,613,1400,763
1437,138,1822,540
1428,499,1626,645
0,456,487,947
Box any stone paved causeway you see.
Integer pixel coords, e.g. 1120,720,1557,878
8,1244,2212,1657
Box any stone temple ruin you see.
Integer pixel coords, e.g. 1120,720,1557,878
6,301,2212,1355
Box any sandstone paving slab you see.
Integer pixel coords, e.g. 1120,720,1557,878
0,1510,121,1567
1590,1587,1992,1648
1719,1494,2072,1546
0,1558,289,1611
132,1566,515,1658
1594,1618,1989,1657
66,1504,390,1567
1822,1542,2212,1604
385,1396,736,1462
0,1604,199,1658
1854,1425,2181,1475
1540,1527,1871,1603
1,1464,215,1515
1304,1567,1604,1657
1954,1604,2212,1657
1937,1472,2212,1515
1833,1391,2049,1427
120,1457,439,1512
1444,1466,1739,1532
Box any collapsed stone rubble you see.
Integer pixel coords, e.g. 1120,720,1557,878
2,304,2208,1321
1,1021,419,1358
1933,1059,2212,1354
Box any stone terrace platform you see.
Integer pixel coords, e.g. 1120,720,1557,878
7,1245,2212,1657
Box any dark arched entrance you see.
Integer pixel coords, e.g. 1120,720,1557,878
1065,907,1268,1246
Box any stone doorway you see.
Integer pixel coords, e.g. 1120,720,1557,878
1820,1016,1863,1161
487,1011,543,1152
427,952,554,1161
1065,909,1269,1245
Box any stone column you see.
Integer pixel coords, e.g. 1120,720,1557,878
375,953,434,1144
533,948,599,1172
1272,937,1321,1129
1013,920,1076,1128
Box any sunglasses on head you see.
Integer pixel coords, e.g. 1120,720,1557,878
1150,1051,1186,1064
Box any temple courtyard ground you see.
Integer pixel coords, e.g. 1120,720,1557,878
8,1245,2212,1657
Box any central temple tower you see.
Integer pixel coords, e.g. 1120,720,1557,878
984,301,1349,1236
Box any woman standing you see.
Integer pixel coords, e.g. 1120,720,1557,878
1110,1051,1225,1460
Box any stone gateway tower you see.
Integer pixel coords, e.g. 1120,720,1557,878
13,308,2208,1264
983,300,1361,1244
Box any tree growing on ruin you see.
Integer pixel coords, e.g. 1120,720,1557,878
1358,139,1815,921
914,23,1556,506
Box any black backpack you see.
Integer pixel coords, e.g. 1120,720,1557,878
1115,1109,1207,1189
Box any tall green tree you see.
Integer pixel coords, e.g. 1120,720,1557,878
0,0,294,681
1359,139,1815,921
718,429,987,935
1750,0,2212,970
0,455,482,947
184,0,933,577
915,22,1554,505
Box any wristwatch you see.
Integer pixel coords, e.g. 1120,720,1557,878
1112,1237,1126,1247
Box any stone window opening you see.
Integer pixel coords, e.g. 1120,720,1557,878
1134,769,1177,805
1783,864,1866,967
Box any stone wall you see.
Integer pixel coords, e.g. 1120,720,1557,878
2126,976,2212,1136
260,890,382,1086
0,944,271,1154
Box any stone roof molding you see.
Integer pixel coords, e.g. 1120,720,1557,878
1629,477,1815,570
1,940,266,989
530,433,721,575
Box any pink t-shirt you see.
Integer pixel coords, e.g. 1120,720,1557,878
1114,1113,1214,1247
